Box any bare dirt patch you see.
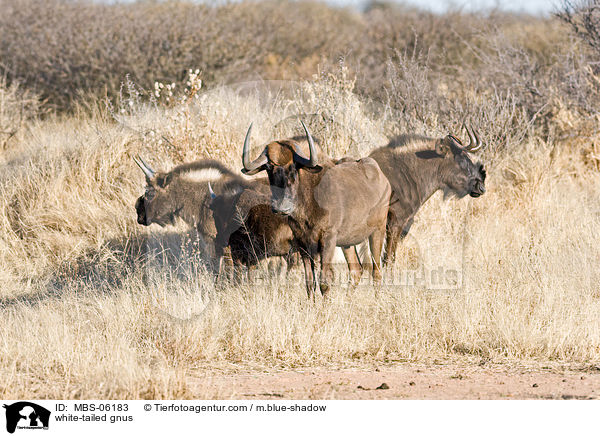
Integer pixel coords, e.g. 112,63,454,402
189,364,600,400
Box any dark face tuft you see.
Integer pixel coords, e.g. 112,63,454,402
468,163,486,197
134,182,175,227
267,162,298,215
135,196,148,225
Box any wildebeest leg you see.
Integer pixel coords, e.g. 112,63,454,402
319,234,337,299
342,246,362,286
266,257,283,281
357,241,372,275
286,251,301,273
217,245,235,282
247,263,259,284
401,217,414,239
369,225,386,284
231,258,245,284
302,254,317,301
383,223,402,267
383,215,414,268
214,244,223,279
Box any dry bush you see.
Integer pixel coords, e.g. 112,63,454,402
1,0,597,155
557,0,600,57
355,4,487,100
360,13,600,160
0,0,358,111
377,49,531,161
0,78,39,152
288,63,389,156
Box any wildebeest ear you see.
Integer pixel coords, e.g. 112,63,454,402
436,135,463,156
435,138,451,156
241,166,265,176
300,164,323,173
156,173,172,188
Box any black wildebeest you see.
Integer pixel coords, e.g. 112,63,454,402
369,126,486,265
134,157,237,232
206,178,298,275
240,121,391,298
134,157,248,270
206,136,357,277
134,156,302,278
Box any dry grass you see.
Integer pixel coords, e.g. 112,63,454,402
0,67,599,399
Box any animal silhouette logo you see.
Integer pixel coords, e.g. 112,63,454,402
2,402,50,433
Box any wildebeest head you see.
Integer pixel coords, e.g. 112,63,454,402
241,121,322,215
205,181,243,240
435,126,486,198
133,156,178,226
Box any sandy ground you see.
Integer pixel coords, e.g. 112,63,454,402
190,363,600,400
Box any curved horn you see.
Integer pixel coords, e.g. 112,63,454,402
207,181,216,200
133,155,155,179
138,156,156,174
463,124,482,152
294,120,319,168
241,123,267,174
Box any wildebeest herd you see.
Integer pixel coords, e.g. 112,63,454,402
135,122,486,298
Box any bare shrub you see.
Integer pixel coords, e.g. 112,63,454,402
290,62,388,157
0,78,39,152
356,3,486,98
556,0,600,57
379,50,530,159
0,0,359,111
554,1,600,122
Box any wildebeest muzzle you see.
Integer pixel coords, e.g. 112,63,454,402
469,165,486,197
469,182,486,197
135,196,148,225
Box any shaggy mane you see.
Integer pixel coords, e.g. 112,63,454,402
386,134,438,154
169,159,236,177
